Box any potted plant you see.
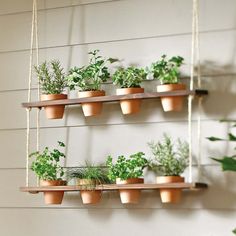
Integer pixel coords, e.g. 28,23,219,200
29,141,66,204
66,50,118,116
149,134,189,203
34,60,68,119
112,66,147,114
106,152,148,204
150,55,185,112
67,163,111,205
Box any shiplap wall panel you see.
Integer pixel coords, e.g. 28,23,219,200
0,0,235,235
1,120,235,168
0,208,235,236
1,30,236,92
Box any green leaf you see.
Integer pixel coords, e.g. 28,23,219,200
212,157,236,172
228,133,236,141
232,228,236,234
206,136,224,141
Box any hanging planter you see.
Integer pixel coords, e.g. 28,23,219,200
66,50,118,117
150,55,186,112
156,176,184,203
40,179,66,205
35,60,68,119
116,87,144,114
112,67,147,115
157,83,186,112
67,163,111,205
41,94,67,119
116,177,144,204
30,141,67,205
148,134,189,203
106,152,148,204
77,179,102,205
78,90,105,117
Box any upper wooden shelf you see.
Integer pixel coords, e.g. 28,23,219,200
20,182,208,194
22,89,208,109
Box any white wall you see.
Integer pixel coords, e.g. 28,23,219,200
0,0,236,235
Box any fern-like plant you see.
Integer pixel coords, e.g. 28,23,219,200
149,134,189,176
34,60,68,94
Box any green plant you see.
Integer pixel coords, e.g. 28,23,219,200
67,162,111,184
106,152,148,181
149,134,189,176
30,141,66,180
66,50,118,91
112,66,147,88
207,120,236,171
150,55,184,84
34,60,67,94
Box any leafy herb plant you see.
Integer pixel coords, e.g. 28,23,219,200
149,134,189,176
150,55,184,84
34,60,67,94
106,152,148,181
207,120,236,171
112,66,147,88
30,141,66,180
66,50,118,91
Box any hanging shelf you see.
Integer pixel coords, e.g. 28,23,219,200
20,182,208,194
22,89,208,109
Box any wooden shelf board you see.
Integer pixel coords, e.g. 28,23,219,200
20,182,208,194
22,89,208,108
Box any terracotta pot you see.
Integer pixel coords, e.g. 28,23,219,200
78,90,105,117
77,179,102,205
156,176,184,203
116,88,144,115
157,83,186,112
41,94,67,119
40,179,66,205
116,178,144,204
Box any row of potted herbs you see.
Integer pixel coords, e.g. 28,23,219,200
30,134,189,205
35,50,186,119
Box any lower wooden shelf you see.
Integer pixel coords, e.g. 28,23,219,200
20,182,208,194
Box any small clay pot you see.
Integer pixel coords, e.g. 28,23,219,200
40,179,66,205
157,83,186,112
78,90,105,117
116,178,144,204
116,87,144,115
41,94,67,119
77,179,102,205
156,176,184,203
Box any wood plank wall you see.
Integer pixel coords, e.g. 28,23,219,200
0,0,236,235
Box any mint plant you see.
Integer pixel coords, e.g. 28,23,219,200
106,152,148,181
150,55,184,84
34,60,68,94
30,141,66,180
112,66,147,88
149,134,189,176
66,50,118,91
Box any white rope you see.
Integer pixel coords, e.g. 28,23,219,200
188,0,201,183
26,0,40,186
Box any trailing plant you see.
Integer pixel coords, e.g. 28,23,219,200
106,152,148,181
34,60,68,94
150,55,184,84
207,120,236,171
67,162,111,184
148,134,189,176
66,50,118,91
30,141,66,180
112,66,147,88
